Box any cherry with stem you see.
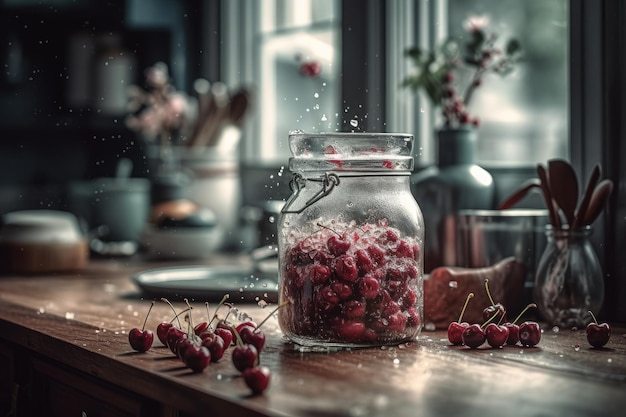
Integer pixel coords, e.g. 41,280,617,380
447,292,474,345
482,279,505,322
129,301,155,352
503,303,536,346
586,310,610,348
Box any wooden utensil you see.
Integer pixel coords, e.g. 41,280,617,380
537,164,561,227
496,178,541,210
572,164,601,229
582,179,613,225
548,159,579,226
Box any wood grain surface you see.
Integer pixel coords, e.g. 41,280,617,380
1,256,625,417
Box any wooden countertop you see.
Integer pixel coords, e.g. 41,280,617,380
1,256,626,417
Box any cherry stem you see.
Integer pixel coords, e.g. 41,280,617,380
484,279,496,306
184,298,195,339
316,222,341,237
208,294,230,328
481,307,505,329
254,301,290,332
141,301,154,331
588,310,599,325
169,307,191,324
512,303,537,325
231,324,244,347
161,298,182,328
458,292,474,323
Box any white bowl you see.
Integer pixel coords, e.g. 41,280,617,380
140,224,221,260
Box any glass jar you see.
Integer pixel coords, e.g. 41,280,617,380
277,132,424,348
534,226,604,328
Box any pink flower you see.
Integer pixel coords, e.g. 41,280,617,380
463,15,490,33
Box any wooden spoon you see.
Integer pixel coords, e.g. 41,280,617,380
537,164,561,227
496,178,541,210
548,159,579,227
582,179,613,225
572,164,601,229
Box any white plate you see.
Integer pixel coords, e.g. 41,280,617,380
132,265,278,303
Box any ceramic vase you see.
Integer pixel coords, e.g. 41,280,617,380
411,127,495,272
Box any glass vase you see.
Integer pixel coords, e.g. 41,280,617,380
533,226,604,328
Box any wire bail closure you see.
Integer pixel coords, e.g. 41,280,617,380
281,172,341,214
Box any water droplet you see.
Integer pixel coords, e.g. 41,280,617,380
608,358,613,363
314,92,319,98
552,326,560,333
392,358,400,366
448,280,458,288
574,344,580,351
350,119,358,127
269,215,276,224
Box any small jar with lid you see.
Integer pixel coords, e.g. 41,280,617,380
277,132,424,348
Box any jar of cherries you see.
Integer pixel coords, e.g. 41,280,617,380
277,132,424,348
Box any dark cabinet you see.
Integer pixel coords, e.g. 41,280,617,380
0,0,204,212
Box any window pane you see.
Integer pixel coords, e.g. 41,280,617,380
253,0,341,163
447,0,569,165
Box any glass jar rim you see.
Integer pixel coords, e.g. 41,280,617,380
288,131,414,172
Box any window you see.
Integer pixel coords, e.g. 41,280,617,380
387,0,568,167
222,0,341,165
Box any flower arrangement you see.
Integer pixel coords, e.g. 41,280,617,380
402,16,522,129
125,62,196,147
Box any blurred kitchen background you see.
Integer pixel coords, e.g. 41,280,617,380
0,0,624,319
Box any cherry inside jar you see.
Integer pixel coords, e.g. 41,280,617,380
277,132,424,348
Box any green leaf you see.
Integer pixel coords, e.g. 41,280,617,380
506,39,522,56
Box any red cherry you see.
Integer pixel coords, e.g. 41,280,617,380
215,326,234,347
328,235,351,255
357,275,381,299
482,279,505,321
181,342,211,372
310,264,331,285
239,326,266,353
334,321,366,342
165,326,186,356
485,323,509,348
128,328,154,353
461,324,485,349
299,61,321,78
201,333,226,362
586,311,611,348
447,292,474,345
129,301,155,352
343,299,366,319
335,255,359,282
232,344,259,372
504,303,537,346
243,366,271,395
504,323,520,345
447,322,469,346
518,321,541,347
194,321,209,336
236,320,257,334
156,322,174,346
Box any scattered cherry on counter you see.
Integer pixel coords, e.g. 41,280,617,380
447,292,474,345
128,301,155,352
586,310,611,348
